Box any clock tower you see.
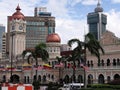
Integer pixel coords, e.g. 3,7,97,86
9,5,26,60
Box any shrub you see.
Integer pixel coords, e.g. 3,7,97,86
108,79,120,85
32,80,40,90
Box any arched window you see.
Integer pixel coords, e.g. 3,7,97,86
43,75,46,82
38,75,41,82
98,74,104,84
90,60,93,67
27,76,29,83
107,59,110,66
24,76,26,83
71,75,76,83
2,75,6,82
78,75,83,83
87,61,90,67
48,74,50,79
113,59,116,66
107,76,111,83
51,75,54,80
88,74,93,84
64,75,69,84
114,74,120,80
117,58,120,66
33,75,36,81
101,59,104,66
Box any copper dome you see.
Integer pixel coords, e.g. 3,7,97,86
12,5,24,20
46,33,61,43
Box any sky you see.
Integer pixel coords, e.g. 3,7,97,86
0,0,120,44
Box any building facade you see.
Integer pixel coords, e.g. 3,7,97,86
87,1,107,40
25,7,55,49
0,25,5,60
9,5,26,60
7,7,55,54
0,2,120,85
2,33,6,60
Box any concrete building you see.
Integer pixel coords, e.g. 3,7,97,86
9,5,26,60
7,7,55,54
2,33,7,60
25,7,55,49
0,2,120,85
87,1,107,40
0,25,5,60
60,44,71,52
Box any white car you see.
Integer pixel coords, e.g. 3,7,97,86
58,84,69,90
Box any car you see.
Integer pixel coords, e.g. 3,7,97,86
58,83,84,90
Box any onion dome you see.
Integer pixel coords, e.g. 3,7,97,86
94,1,103,13
46,33,61,43
12,5,24,20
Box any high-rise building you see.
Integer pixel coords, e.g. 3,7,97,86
0,25,5,60
2,32,6,60
87,1,107,40
0,25,5,53
25,7,55,49
7,7,55,54
34,7,51,17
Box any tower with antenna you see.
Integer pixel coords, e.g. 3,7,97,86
87,0,107,40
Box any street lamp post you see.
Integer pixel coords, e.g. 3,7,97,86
10,33,14,83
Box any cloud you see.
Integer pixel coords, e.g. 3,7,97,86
56,18,88,44
112,0,120,3
81,0,97,5
45,0,71,19
0,0,39,30
106,9,120,38
0,0,120,45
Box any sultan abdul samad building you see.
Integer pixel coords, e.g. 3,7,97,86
0,1,120,85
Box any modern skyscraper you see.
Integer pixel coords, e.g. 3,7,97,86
0,25,5,60
87,1,107,40
0,25,5,59
0,25,5,53
25,7,55,49
2,32,6,60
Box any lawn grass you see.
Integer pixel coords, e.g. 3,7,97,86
81,88,117,90
94,88,113,90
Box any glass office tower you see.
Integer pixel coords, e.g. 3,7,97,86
25,7,55,49
87,1,107,40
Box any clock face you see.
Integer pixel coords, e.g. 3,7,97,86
19,25,23,30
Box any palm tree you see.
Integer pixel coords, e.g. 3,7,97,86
67,33,104,83
68,33,104,66
84,33,104,66
22,43,49,81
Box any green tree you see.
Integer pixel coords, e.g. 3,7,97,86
67,33,104,82
68,33,104,66
22,43,49,80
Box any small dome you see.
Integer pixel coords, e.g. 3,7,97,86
12,5,24,20
94,1,103,13
46,33,61,43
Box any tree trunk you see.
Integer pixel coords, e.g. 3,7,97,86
73,61,76,83
35,58,38,81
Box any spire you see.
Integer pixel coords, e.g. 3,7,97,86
97,0,100,7
16,4,21,11
94,0,103,13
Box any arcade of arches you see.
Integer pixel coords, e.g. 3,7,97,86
62,73,120,84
